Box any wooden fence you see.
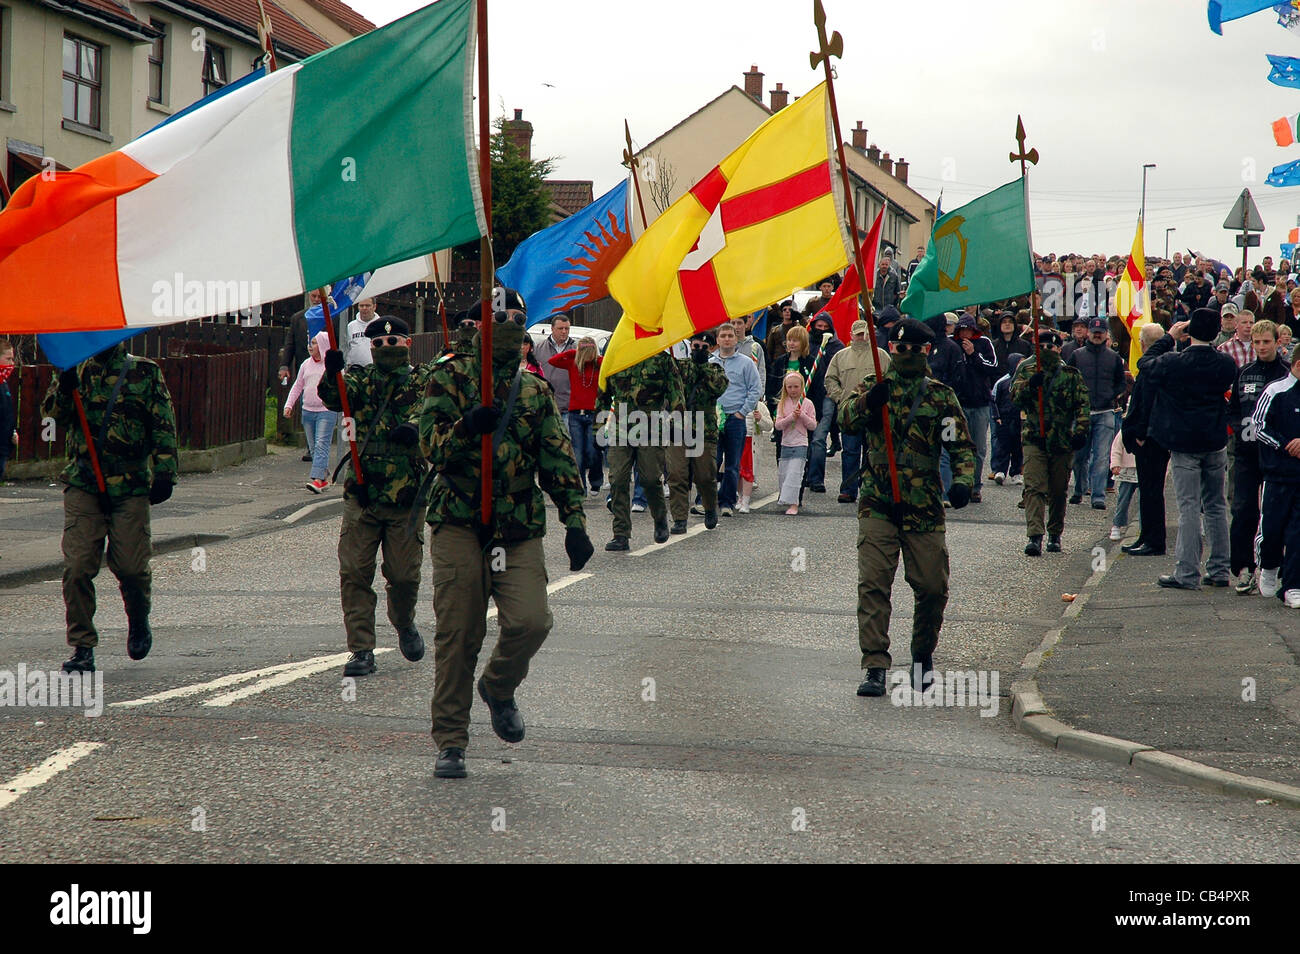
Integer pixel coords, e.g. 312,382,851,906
11,345,266,461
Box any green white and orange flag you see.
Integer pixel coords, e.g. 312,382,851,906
600,81,850,385
1116,216,1150,375
0,0,482,334
1274,112,1300,146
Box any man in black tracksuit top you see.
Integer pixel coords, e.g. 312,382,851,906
1252,356,1300,602
1227,321,1290,590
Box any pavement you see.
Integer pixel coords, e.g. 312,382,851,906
1025,493,1300,801
0,442,345,589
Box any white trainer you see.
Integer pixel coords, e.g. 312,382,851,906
1010,474,1023,485
631,503,646,513
1109,526,1123,541
1284,589,1300,608
994,472,1006,485
1259,567,1281,598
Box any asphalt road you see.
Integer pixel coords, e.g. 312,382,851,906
2,462,1297,863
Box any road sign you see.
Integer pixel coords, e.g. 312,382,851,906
1224,189,1265,232
1236,234,1261,247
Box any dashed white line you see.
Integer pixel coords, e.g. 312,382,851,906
203,650,392,707
0,742,106,811
627,493,779,557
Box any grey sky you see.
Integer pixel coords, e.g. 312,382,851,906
351,0,1300,266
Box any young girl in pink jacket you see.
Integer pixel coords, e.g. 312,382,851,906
285,330,337,493
1109,429,1138,541
775,371,817,515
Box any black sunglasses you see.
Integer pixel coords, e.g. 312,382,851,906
893,342,926,353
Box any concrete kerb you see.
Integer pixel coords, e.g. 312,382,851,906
1011,541,1300,810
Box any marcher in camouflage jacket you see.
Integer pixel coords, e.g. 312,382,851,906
839,368,974,533
41,343,178,500
318,360,431,508
596,352,685,418
419,332,585,544
1009,353,1090,455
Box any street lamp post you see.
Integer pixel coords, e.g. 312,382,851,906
1165,227,1175,260
1141,163,1156,223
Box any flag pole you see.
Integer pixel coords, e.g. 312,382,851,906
431,253,452,348
1010,114,1045,439
317,287,365,490
622,120,650,232
477,0,495,528
810,0,901,507
71,388,107,496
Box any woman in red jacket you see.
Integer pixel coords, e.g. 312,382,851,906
548,336,603,495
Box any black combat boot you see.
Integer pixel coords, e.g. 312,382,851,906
856,667,887,697
435,747,467,779
126,618,153,661
605,536,629,551
704,510,719,530
1046,534,1062,553
670,519,687,535
62,646,95,673
478,677,524,743
1025,535,1043,557
912,653,936,693
397,626,425,662
343,650,376,677
653,517,670,544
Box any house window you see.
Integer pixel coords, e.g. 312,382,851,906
62,34,102,129
148,20,166,104
202,43,227,96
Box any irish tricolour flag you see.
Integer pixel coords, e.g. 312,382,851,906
0,0,483,335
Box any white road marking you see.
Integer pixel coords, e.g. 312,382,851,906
283,498,341,524
627,493,779,557
111,656,357,709
0,742,106,811
486,571,592,618
202,650,394,707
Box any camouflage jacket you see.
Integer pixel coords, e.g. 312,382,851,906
318,361,431,508
1009,356,1090,455
838,370,974,532
597,352,685,415
1151,290,1176,329
419,354,585,543
675,356,729,433
41,344,178,499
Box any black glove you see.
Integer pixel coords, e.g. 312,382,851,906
889,500,908,526
565,526,595,571
1071,431,1089,451
148,476,174,505
863,381,890,412
947,483,971,509
352,481,371,507
96,492,113,514
59,369,79,395
1026,372,1045,390
324,349,345,375
463,405,502,437
691,346,708,365
390,422,419,446
865,408,884,433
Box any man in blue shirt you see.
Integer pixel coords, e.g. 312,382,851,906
712,324,762,515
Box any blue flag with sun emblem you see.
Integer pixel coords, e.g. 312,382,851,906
900,178,1034,320
497,180,631,328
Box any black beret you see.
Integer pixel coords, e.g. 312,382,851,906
890,317,935,346
365,316,410,338
691,330,716,345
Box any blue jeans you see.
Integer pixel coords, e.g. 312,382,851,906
301,409,337,480
839,431,864,498
1170,449,1230,586
963,404,990,492
568,411,595,491
715,414,746,507
1073,412,1116,505
805,397,835,487
1113,480,1137,527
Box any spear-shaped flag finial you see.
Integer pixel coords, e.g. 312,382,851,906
1010,115,1039,176
809,0,844,71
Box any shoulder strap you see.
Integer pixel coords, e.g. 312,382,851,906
492,365,526,457
95,353,136,452
900,377,930,438
331,370,398,484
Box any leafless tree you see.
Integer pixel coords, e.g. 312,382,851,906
645,153,678,215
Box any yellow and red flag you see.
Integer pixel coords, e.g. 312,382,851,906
601,81,850,384
1116,216,1149,375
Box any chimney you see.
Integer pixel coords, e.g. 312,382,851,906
502,108,533,162
894,156,909,184
743,64,763,102
851,120,867,152
769,82,788,112
866,142,881,164
879,151,893,176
